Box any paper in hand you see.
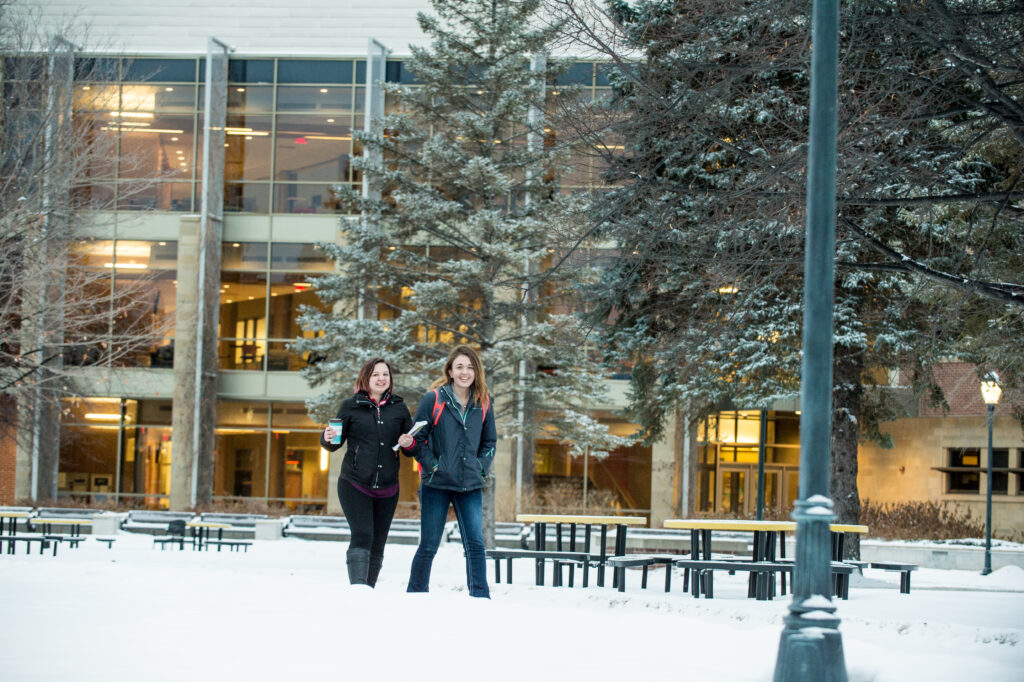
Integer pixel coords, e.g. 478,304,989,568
393,420,428,450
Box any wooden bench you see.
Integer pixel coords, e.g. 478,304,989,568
605,555,679,593
870,562,918,593
676,559,856,600
485,549,596,587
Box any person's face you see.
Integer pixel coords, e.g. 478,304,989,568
369,363,391,395
448,355,475,392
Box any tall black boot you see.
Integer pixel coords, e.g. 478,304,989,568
367,555,384,588
346,547,370,585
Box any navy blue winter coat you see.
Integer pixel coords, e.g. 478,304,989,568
411,383,497,492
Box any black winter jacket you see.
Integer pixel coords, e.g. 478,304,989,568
320,391,418,490
411,383,497,492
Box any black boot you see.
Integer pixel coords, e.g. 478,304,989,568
367,555,384,588
347,548,370,585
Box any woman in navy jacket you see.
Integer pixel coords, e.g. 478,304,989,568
321,357,418,586
407,344,497,598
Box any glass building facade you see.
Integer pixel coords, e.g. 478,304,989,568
52,55,650,514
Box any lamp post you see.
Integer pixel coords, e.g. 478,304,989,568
773,0,847,679
980,373,1001,576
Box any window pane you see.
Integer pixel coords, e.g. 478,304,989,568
58,425,120,500
273,183,347,214
268,272,329,341
116,182,194,211
219,271,268,371
224,183,270,213
275,114,352,181
227,59,274,84
270,243,334,272
73,84,120,111
225,85,274,112
555,62,594,86
214,431,267,498
276,86,353,113
223,114,272,180
270,432,329,505
78,113,118,179
123,58,197,83
117,114,195,179
277,59,353,84
270,403,318,429
222,242,268,270
216,401,269,427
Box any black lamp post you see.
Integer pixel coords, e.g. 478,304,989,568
980,373,1001,576
773,0,847,680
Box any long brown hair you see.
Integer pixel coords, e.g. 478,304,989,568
430,345,488,405
353,357,393,395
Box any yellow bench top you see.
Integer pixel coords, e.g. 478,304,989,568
664,519,869,534
0,511,30,518
32,518,93,525
186,521,232,529
665,519,796,532
516,514,647,526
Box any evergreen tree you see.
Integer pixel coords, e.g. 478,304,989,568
562,0,1023,543
296,0,628,531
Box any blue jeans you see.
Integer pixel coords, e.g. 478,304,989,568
407,484,490,598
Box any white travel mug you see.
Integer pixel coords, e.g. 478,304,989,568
328,418,343,445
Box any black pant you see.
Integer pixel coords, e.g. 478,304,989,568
337,477,399,562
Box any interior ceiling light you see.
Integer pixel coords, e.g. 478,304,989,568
84,413,120,421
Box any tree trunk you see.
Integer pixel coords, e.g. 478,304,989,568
830,352,864,558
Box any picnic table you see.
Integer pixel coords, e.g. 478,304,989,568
186,521,231,551
663,519,869,599
0,511,29,536
514,514,647,587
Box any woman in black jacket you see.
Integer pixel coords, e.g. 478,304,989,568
321,357,418,586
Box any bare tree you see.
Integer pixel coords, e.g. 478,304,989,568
1,4,173,501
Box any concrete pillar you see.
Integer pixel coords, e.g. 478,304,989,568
494,435,515,521
649,412,677,528
170,215,200,510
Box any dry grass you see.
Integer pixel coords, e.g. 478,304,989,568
859,499,1010,541
522,479,621,516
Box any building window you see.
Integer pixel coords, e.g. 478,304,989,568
945,448,981,493
937,447,1024,496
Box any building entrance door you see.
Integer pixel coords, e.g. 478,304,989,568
716,464,796,516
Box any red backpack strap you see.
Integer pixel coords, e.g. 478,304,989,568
481,395,490,423
431,388,445,426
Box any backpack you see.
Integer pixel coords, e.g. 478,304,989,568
431,388,489,426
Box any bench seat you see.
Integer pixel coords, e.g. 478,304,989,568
676,559,856,600
869,562,918,593
605,554,680,593
3,535,57,556
202,539,253,552
485,549,597,587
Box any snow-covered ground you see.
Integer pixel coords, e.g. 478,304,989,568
1,532,1021,681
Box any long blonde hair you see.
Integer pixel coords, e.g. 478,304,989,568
430,345,488,405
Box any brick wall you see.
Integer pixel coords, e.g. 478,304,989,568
0,396,16,505
917,362,1016,418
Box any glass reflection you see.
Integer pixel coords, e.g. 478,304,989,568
275,114,352,182
273,182,346,214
